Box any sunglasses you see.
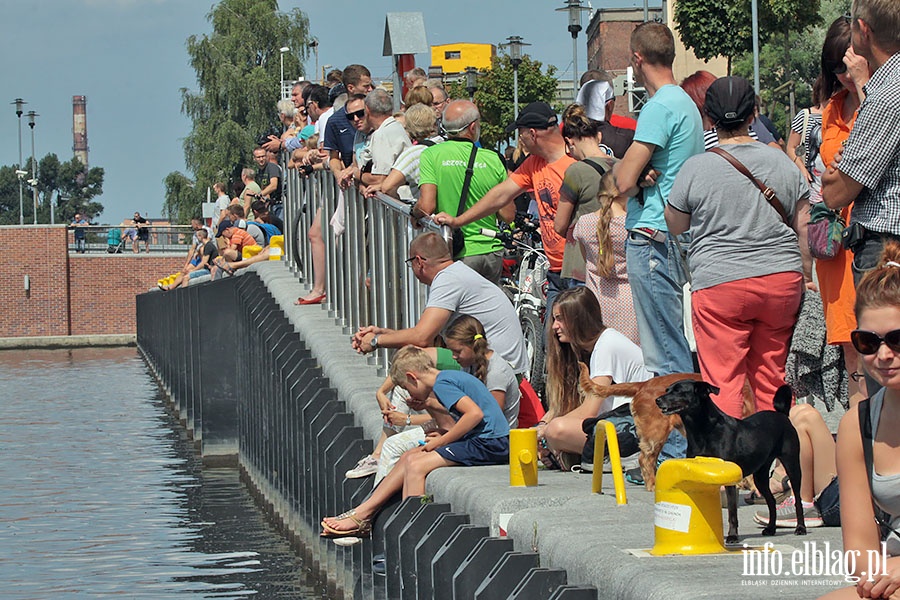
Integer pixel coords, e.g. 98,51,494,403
347,109,366,121
851,328,900,355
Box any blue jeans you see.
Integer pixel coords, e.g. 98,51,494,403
545,272,583,323
625,231,694,376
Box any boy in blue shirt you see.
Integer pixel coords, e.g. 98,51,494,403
321,345,509,538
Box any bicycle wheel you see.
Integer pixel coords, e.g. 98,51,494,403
519,308,546,402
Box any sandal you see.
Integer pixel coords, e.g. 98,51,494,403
320,510,372,538
214,257,235,276
744,475,791,505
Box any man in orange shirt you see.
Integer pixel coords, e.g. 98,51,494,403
220,222,257,262
435,102,576,313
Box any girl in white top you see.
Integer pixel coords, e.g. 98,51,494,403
823,242,900,599
539,287,651,462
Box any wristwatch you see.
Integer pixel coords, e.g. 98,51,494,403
405,414,411,427
370,334,379,350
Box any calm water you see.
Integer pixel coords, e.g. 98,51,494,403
0,347,323,599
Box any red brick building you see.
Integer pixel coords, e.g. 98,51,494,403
0,225,184,338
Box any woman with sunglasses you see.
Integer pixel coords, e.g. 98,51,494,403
821,244,900,599
815,15,873,406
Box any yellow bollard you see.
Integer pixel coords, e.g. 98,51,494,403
591,420,627,505
509,428,538,487
243,245,263,259
268,235,284,260
650,457,743,556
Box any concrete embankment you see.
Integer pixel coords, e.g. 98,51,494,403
137,261,849,600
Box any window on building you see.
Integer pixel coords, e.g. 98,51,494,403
444,51,461,60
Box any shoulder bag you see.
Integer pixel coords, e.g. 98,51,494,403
708,146,790,225
450,141,479,258
807,202,845,260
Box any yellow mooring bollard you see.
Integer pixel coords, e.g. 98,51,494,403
509,428,538,487
650,457,743,556
243,245,263,260
268,235,285,260
590,420,627,505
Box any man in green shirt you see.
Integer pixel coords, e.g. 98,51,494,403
416,100,514,284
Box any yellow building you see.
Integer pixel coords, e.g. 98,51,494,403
431,43,495,75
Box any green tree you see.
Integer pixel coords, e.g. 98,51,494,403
447,54,559,150
674,0,821,74
163,172,205,225
167,0,310,220
0,154,103,225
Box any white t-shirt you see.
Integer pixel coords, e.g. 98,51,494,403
213,194,230,228
589,328,652,414
314,107,335,148
369,116,412,176
426,261,529,374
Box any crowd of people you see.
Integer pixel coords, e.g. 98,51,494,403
158,3,900,593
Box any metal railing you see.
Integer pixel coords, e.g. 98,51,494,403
283,167,451,373
66,225,195,254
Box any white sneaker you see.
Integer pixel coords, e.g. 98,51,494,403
753,495,824,528
600,451,641,473
345,455,379,479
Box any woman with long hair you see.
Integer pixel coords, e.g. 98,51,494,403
538,287,650,465
820,242,900,598
444,315,520,428
556,104,640,344
815,14,872,407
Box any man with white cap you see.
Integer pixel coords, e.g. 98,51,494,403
575,79,634,159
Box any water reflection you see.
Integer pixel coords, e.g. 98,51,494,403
0,348,322,599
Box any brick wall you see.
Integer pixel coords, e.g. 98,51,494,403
0,225,184,338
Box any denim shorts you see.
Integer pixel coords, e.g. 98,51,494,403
435,436,509,466
814,476,840,527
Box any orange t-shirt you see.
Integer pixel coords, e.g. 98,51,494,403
509,153,576,272
816,89,858,344
228,228,256,250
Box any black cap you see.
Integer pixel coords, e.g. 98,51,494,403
506,101,558,133
704,76,755,128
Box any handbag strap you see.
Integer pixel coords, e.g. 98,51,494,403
457,141,479,218
708,146,790,225
859,397,897,534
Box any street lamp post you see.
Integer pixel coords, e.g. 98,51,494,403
279,46,290,99
464,67,479,101
308,38,319,85
557,0,590,98
11,98,26,225
26,110,38,225
500,36,529,142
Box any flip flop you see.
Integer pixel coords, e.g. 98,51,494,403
320,510,372,538
295,293,325,305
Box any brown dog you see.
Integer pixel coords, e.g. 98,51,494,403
578,363,698,490
578,365,757,490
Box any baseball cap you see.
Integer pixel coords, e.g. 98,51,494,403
506,102,558,132
575,80,615,122
216,217,233,237
704,76,755,128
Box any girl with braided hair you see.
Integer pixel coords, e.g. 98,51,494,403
444,315,520,428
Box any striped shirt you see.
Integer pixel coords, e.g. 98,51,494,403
703,127,760,150
390,136,445,201
842,53,900,235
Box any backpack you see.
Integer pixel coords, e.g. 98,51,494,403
247,221,281,245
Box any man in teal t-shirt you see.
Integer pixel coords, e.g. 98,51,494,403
612,21,703,379
417,100,513,284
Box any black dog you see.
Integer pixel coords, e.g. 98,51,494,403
655,380,805,544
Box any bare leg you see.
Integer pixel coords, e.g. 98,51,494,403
543,413,589,455
323,447,420,532
299,208,327,301
789,404,836,503
402,451,456,497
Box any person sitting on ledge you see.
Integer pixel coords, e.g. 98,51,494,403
350,232,529,377
320,345,510,538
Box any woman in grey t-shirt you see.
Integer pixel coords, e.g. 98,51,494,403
665,76,810,419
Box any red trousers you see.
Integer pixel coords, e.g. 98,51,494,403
691,271,802,418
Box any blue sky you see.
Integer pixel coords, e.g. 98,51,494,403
0,0,649,223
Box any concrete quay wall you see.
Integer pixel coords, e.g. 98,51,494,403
136,261,848,600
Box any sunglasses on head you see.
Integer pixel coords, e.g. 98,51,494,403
851,328,900,355
347,109,365,120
